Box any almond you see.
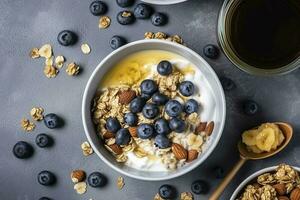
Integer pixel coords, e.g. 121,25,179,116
128,127,138,137
103,131,114,139
278,196,290,200
205,121,214,136
109,144,123,155
187,150,198,162
290,188,300,200
118,90,136,105
195,122,207,133
71,169,86,183
171,143,187,160
273,183,286,196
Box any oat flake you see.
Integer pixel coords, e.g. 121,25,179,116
38,44,52,58
55,55,65,68
81,141,93,156
117,176,125,190
81,43,91,54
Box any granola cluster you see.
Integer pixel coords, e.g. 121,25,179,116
238,164,300,200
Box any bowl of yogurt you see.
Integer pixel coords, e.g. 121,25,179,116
82,39,226,181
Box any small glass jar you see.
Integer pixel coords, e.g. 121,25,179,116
217,0,300,76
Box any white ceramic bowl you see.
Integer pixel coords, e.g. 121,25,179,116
141,0,188,5
82,39,226,181
230,166,300,199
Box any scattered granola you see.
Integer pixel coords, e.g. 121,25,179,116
66,62,80,76
30,107,44,121
43,65,58,78
21,118,36,132
38,44,52,58
154,193,165,200
81,43,91,54
99,16,111,29
71,169,86,183
55,55,65,68
145,32,155,39
117,176,125,190
74,181,87,194
180,192,194,200
29,48,40,59
81,141,94,156
154,32,167,39
144,32,184,44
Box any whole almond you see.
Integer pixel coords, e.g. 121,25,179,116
195,122,207,133
278,196,290,200
71,169,86,183
103,131,114,139
205,121,214,136
128,127,138,137
118,90,136,105
290,188,300,200
172,143,187,160
187,150,198,162
109,144,123,155
273,183,286,196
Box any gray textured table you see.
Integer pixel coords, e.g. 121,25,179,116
1,0,300,199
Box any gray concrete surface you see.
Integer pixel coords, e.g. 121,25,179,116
0,0,299,199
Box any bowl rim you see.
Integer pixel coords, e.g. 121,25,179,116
140,0,188,5
82,39,226,181
230,165,300,200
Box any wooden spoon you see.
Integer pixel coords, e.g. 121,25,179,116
209,122,293,200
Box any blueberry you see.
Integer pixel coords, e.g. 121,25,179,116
243,100,259,115
13,141,34,159
179,81,195,97
220,77,235,91
140,79,158,95
155,135,171,149
88,172,107,187
37,171,56,186
44,113,61,129
169,117,186,133
35,133,53,148
137,124,155,139
152,92,168,105
141,92,152,101
116,0,135,7
39,197,51,200
154,118,171,135
191,180,209,195
203,44,219,59
115,128,131,145
89,1,107,16
57,30,77,46
184,99,199,114
110,35,127,50
142,103,159,119
117,11,135,25
124,112,138,126
158,184,176,199
151,12,168,26
134,3,153,19
157,60,173,76
165,100,182,117
130,97,146,113
105,117,121,133
213,166,225,179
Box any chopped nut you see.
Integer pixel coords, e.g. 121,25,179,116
154,32,167,39
99,16,111,29
71,170,86,183
29,48,40,58
21,118,35,132
122,11,131,17
30,107,44,121
180,192,194,200
74,182,87,194
81,43,91,54
55,55,65,68
43,65,58,78
66,62,80,76
117,176,125,190
38,44,52,58
170,35,183,44
153,193,164,200
144,32,154,39
81,141,94,156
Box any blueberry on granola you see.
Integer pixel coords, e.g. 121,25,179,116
155,135,171,149
88,172,107,187
184,99,199,114
116,0,135,7
140,79,158,95
165,100,183,117
117,11,135,25
154,118,171,135
13,141,34,159
152,92,169,105
157,60,173,76
134,3,153,19
35,133,53,148
142,103,159,119
141,92,152,101
169,117,185,133
124,112,138,126
137,124,155,139
89,1,107,16
191,180,209,194
151,12,168,26
105,117,121,133
159,184,176,199
179,81,195,97
115,128,131,145
203,44,219,59
110,35,127,50
130,97,146,113
44,113,61,129
37,171,56,186
57,30,77,46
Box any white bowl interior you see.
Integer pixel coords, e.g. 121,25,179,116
82,40,226,181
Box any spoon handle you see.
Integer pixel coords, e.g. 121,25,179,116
209,157,247,200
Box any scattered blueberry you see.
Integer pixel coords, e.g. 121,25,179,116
191,180,210,195
151,12,168,26
179,81,195,97
137,124,155,139
159,184,176,199
154,118,171,135
130,97,146,113
35,134,53,148
169,117,186,133
89,1,107,16
220,77,235,91
44,113,61,129
141,92,152,101
140,79,158,95
184,99,199,114
152,92,168,105
117,11,135,25
165,100,182,117
155,135,171,149
243,100,259,115
134,3,153,19
203,44,219,59
124,112,138,126
115,128,131,145
110,35,127,50
213,166,225,179
142,103,159,119
157,60,173,76
116,0,135,7
39,197,51,200
13,141,34,159
37,171,56,186
88,172,107,187
57,30,77,46
105,117,121,133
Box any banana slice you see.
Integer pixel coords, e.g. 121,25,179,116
255,128,276,152
242,129,258,146
247,145,263,154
